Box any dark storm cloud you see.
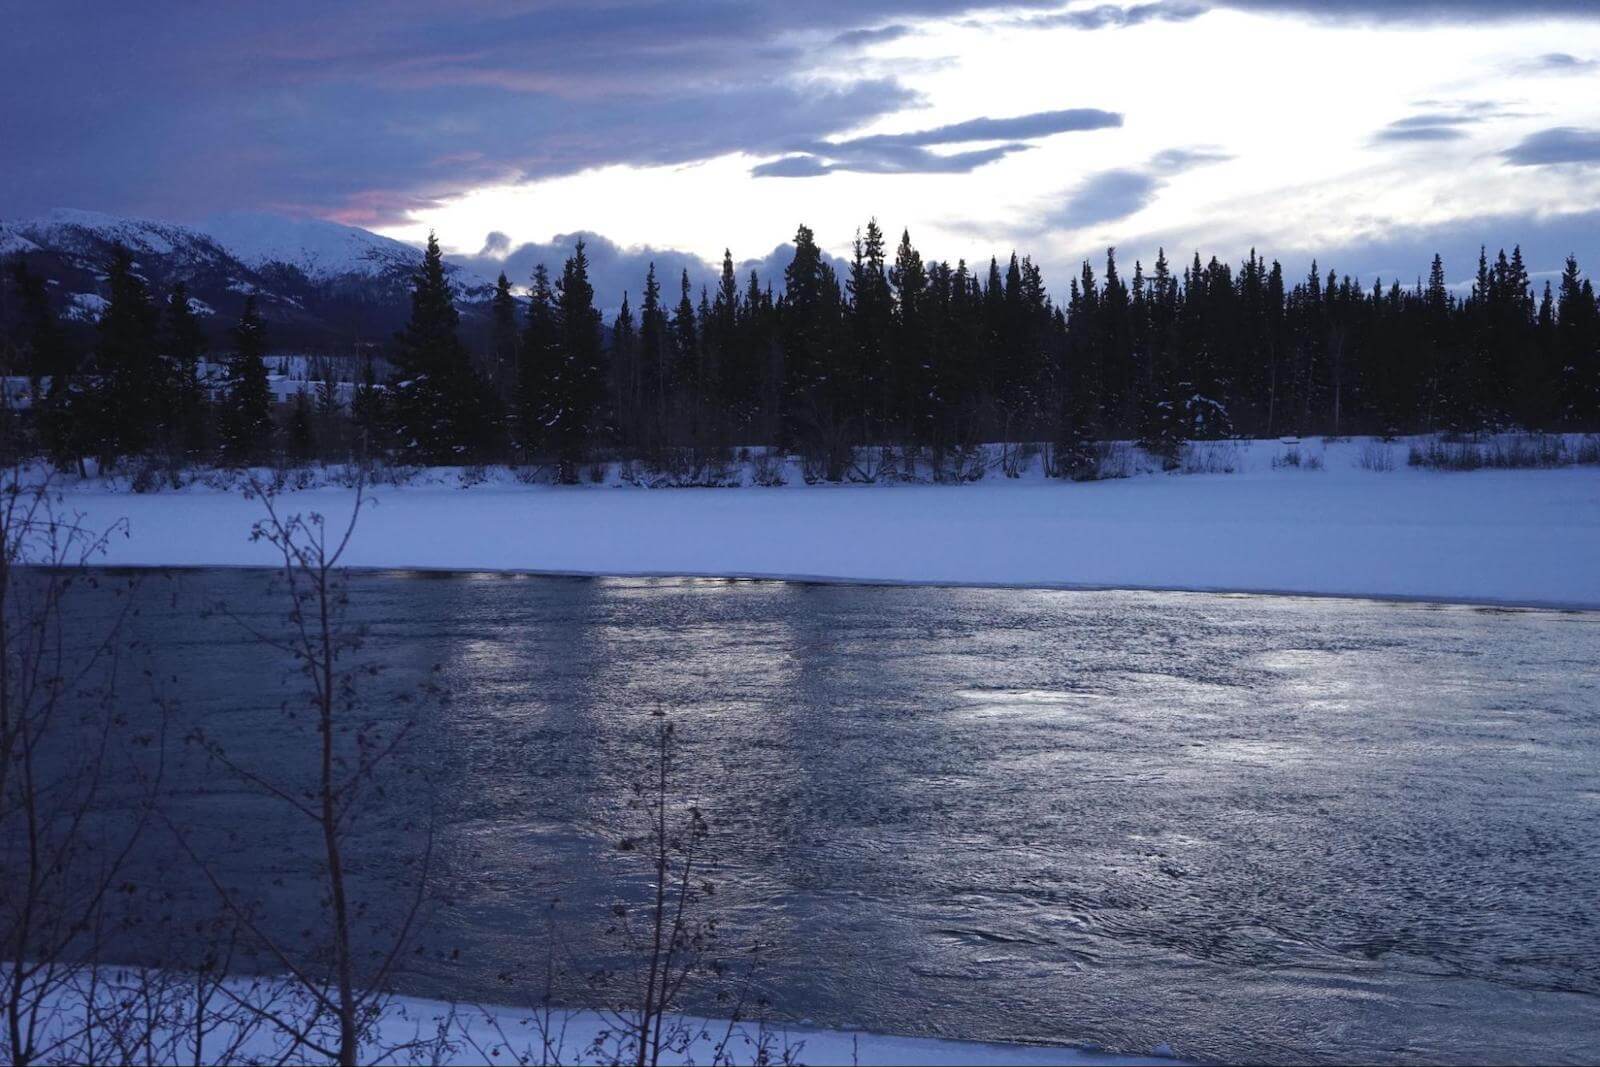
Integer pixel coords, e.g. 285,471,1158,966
1,0,1070,225
1503,127,1600,166
752,108,1122,177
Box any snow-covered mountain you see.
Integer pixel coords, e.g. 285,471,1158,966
201,211,493,290
0,208,497,349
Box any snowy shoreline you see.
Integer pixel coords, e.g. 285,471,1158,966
13,964,1184,1066
39,436,1600,609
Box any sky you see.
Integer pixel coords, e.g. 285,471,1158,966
7,0,1600,303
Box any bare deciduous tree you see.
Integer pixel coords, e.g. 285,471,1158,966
182,477,436,1066
0,475,172,1067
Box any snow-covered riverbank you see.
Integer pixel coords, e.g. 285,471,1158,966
368,995,1181,1066
45,437,1600,608
13,966,1181,1066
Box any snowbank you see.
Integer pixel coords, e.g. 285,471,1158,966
46,437,1600,607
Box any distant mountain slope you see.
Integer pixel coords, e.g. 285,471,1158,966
0,209,498,351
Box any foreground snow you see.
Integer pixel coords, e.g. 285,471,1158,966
401,995,1179,1066
18,966,1180,1067
45,437,1600,607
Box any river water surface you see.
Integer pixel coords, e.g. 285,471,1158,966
66,571,1600,1064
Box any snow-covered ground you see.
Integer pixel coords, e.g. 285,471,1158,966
14,966,1180,1066
383,996,1180,1066
45,436,1600,607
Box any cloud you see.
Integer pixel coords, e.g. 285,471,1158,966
1001,0,1599,32
833,24,914,47
8,0,1598,235
1375,127,1467,143
1253,208,1600,287
752,156,838,179
1052,170,1162,228
1212,0,1600,19
1503,127,1600,166
1373,124,1469,144
751,143,1029,177
1149,147,1234,169
844,108,1124,147
450,230,848,315
753,107,1121,177
1023,2,1208,30
0,0,1071,224
1370,103,1518,145
1387,113,1480,130
1043,145,1230,230
1516,52,1598,74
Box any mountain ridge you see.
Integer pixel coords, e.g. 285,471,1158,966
0,209,499,351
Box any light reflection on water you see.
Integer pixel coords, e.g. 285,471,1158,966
69,573,1600,1064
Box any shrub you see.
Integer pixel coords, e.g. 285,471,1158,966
1179,440,1240,474
1094,441,1136,480
1407,433,1597,471
750,448,787,487
1272,445,1323,471
1357,440,1396,472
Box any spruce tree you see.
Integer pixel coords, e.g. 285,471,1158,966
1139,251,1184,466
672,269,699,400
610,293,640,450
710,250,744,423
518,263,560,457
782,224,849,476
889,229,928,444
10,261,83,470
350,353,386,457
92,246,163,467
490,271,519,393
219,296,273,465
10,260,70,391
288,388,316,464
391,232,490,463
164,282,208,459
551,240,604,481
637,264,668,452
847,219,892,438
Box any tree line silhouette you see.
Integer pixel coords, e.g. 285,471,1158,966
5,220,1599,481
